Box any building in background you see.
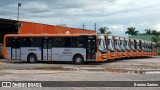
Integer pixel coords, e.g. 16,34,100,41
0,18,95,44
0,18,95,55
129,35,154,41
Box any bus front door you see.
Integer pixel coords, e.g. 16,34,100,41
86,36,96,61
43,39,52,60
11,39,20,60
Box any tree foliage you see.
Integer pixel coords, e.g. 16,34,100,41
144,28,160,47
144,29,152,35
125,27,160,47
151,36,160,47
144,29,160,36
98,27,111,34
125,27,139,36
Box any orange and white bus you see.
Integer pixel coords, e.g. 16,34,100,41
113,36,122,59
129,38,136,57
135,39,141,57
148,41,152,56
145,41,152,57
124,38,131,58
105,35,115,60
143,41,148,56
146,41,150,56
152,42,157,56
119,37,126,58
3,34,107,64
140,40,145,57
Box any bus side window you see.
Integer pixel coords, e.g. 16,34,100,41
64,37,71,47
32,38,42,47
72,37,84,48
53,37,63,47
78,37,84,48
72,37,77,47
43,40,47,49
16,39,21,48
21,38,32,47
12,39,17,48
48,40,52,49
6,37,12,47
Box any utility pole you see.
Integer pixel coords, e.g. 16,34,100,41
94,23,97,33
17,3,22,21
82,23,86,29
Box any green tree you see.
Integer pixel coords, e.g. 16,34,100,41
125,27,139,36
98,27,111,34
151,30,160,36
144,29,152,35
141,28,160,47
144,29,160,36
151,36,160,47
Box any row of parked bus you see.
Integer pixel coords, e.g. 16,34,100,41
105,35,157,60
3,34,157,64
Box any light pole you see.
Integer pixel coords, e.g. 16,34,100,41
17,3,22,21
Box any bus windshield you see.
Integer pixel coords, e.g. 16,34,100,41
98,36,106,52
120,40,125,52
111,40,115,49
114,39,121,52
125,40,130,51
142,43,145,51
144,43,148,51
137,42,141,51
131,41,136,51
108,39,115,52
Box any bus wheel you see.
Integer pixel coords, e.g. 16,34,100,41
73,55,84,65
27,54,37,63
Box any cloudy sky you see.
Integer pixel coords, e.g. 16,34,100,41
0,0,160,37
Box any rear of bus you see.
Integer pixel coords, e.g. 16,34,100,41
105,35,115,60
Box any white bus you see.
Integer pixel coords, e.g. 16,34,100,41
4,34,107,64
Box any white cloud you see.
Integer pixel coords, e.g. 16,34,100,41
107,24,126,37
152,24,160,31
23,2,49,10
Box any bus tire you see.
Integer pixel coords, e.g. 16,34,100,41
73,55,84,65
27,54,37,63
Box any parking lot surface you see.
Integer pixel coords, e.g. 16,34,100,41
0,56,160,90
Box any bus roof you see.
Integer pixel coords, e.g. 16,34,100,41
5,34,97,37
